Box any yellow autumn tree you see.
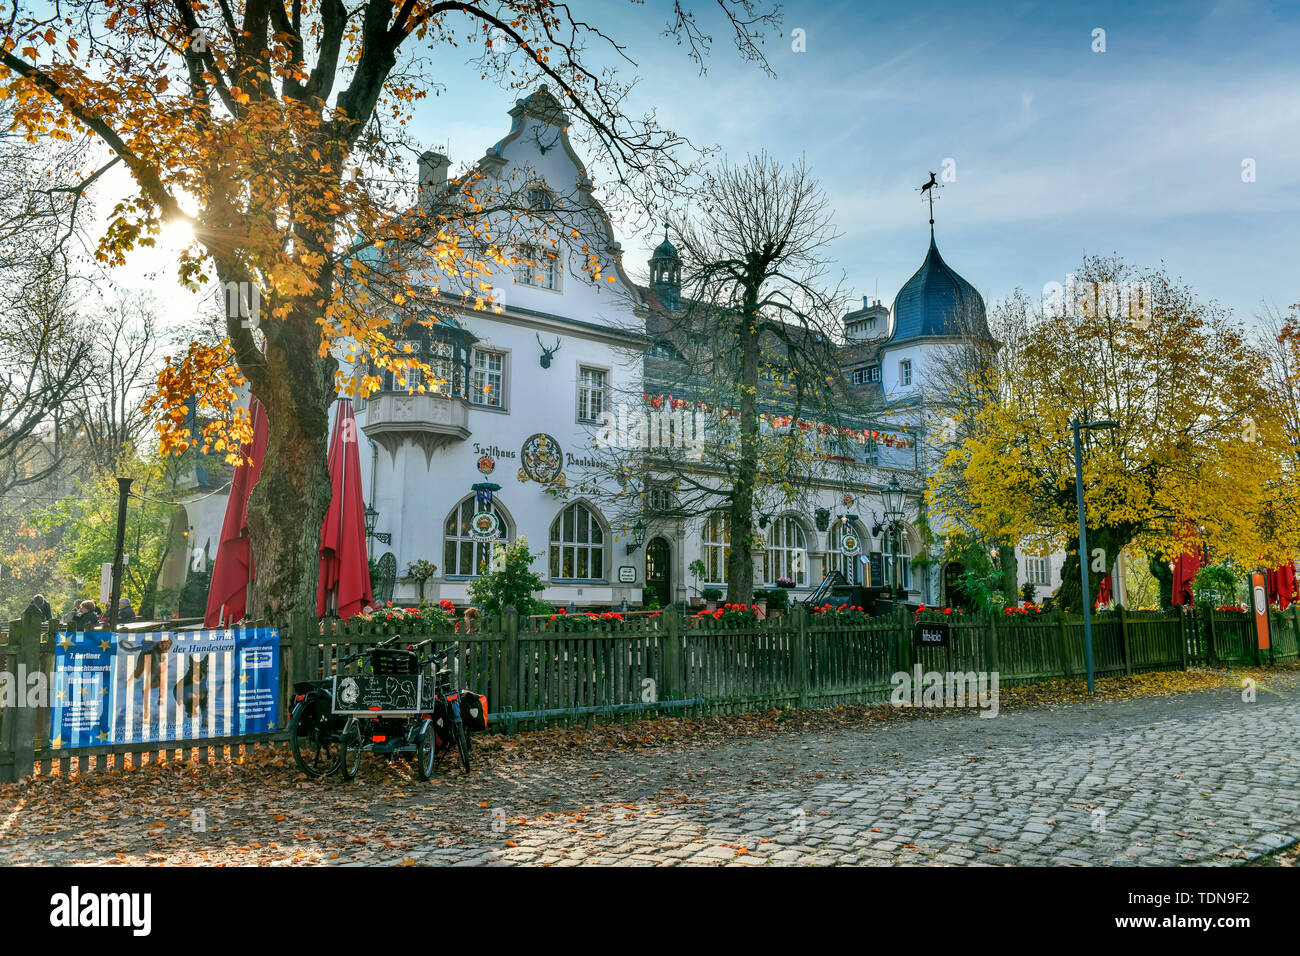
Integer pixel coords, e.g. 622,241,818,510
0,1,780,615
933,255,1299,610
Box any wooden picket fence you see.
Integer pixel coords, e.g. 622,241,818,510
2,601,1298,782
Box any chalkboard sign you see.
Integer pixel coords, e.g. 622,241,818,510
332,673,423,715
867,552,884,588
914,621,950,647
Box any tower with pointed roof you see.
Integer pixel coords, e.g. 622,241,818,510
648,226,682,311
876,231,989,403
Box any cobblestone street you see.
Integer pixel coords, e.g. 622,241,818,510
3,679,1298,866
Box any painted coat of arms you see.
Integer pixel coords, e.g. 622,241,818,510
519,433,564,484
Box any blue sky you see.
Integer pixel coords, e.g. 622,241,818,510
115,0,1300,327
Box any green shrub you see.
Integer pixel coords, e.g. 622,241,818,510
1192,564,1240,607
467,537,546,616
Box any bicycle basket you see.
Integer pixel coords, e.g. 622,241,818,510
368,648,419,675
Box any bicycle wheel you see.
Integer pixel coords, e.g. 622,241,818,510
454,720,471,774
289,699,341,778
416,720,436,780
340,717,364,780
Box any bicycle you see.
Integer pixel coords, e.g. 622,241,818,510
288,636,400,778
336,639,480,781
425,642,473,775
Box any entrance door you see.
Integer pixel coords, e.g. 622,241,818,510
943,561,967,609
646,537,671,607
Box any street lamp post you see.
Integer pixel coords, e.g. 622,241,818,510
1072,417,1117,693
880,476,906,601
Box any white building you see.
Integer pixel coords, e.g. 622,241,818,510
354,87,950,611
356,86,649,608
310,87,1097,612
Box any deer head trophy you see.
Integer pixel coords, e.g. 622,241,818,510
537,334,561,369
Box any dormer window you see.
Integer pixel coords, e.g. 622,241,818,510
850,365,880,385
528,185,555,211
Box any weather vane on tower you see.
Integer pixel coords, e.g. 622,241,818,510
918,171,942,238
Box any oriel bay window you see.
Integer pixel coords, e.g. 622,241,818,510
371,319,473,398
549,502,606,580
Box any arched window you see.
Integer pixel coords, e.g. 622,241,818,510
549,503,606,581
443,496,509,577
882,526,913,591
702,512,730,585
828,519,867,585
764,516,809,587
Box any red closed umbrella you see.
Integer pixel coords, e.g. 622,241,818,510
1268,562,1297,610
317,399,373,620
204,397,270,626
1095,574,1112,610
1171,524,1202,607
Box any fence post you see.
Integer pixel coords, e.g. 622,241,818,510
503,604,520,731
1,619,18,782
985,608,999,677
1202,604,1218,667
792,604,809,709
290,609,309,683
1177,608,1188,671
1290,605,1300,661
1118,603,1132,675
12,607,41,781
661,607,681,704
898,605,913,674
1055,610,1072,678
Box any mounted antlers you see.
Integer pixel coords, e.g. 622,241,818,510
537,334,562,369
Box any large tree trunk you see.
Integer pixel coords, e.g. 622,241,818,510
1149,554,1174,610
998,543,1018,604
244,301,338,620
1058,526,1132,612
726,306,760,604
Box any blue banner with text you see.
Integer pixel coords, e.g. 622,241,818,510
49,628,280,749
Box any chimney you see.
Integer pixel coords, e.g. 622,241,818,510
418,150,451,204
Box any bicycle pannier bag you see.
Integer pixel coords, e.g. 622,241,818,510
460,690,488,732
